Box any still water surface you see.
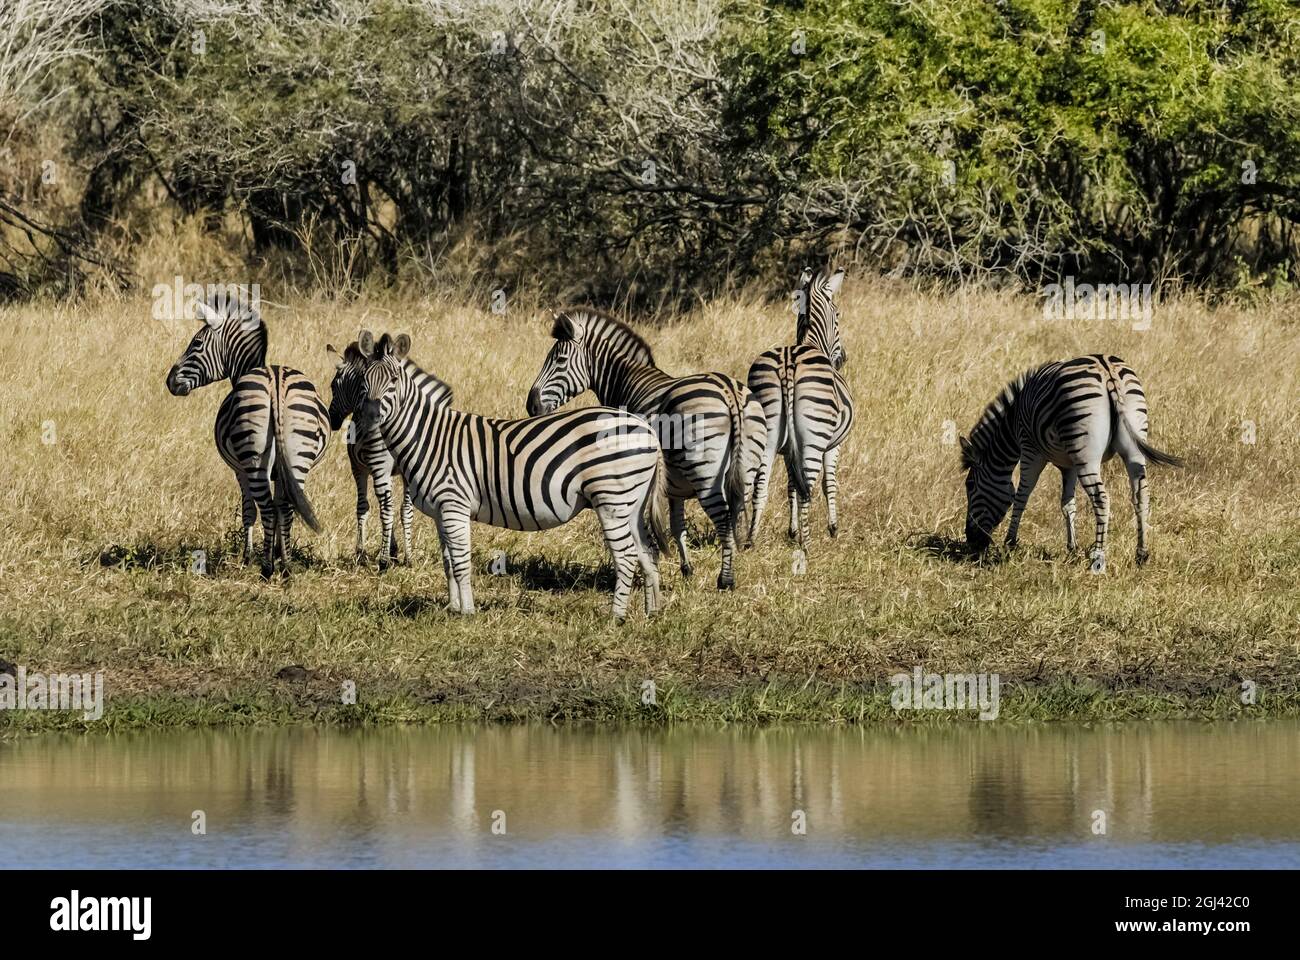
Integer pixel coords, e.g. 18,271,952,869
2,722,1298,868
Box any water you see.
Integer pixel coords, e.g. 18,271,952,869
2,722,1298,868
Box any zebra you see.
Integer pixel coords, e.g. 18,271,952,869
745,267,855,551
960,354,1183,570
526,308,767,590
165,297,330,578
346,331,672,620
325,341,441,570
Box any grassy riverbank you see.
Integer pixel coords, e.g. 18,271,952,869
3,282,1299,734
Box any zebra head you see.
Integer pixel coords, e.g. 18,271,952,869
325,341,368,432
166,296,267,396
959,435,1014,552
354,330,412,433
527,311,592,416
796,267,847,370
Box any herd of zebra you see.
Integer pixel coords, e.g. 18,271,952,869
163,267,1182,618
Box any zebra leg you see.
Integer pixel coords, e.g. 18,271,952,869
373,472,396,573
237,476,256,564
631,495,662,617
1005,456,1046,548
351,453,370,564
354,494,370,563
670,497,693,578
1126,459,1150,566
431,511,458,612
442,505,475,614
1060,467,1079,553
699,492,737,591
400,482,414,564
822,445,841,538
277,500,294,577
593,501,641,623
746,430,779,547
787,458,801,542
251,476,277,580
1079,462,1110,573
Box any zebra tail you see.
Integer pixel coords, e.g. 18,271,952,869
725,385,751,537
782,370,813,501
647,450,673,553
1104,370,1185,469
269,404,323,534
1135,435,1184,468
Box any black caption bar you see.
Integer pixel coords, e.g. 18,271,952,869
0,869,1287,946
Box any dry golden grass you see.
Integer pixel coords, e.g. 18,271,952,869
2,279,1300,727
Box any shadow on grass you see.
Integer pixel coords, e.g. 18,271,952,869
509,555,615,594
355,593,447,618
92,529,329,576
912,532,1006,566
912,533,1058,567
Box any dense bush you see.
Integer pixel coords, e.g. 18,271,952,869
727,0,1300,286
2,0,1299,302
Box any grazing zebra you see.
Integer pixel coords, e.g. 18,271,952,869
346,331,671,619
526,308,766,590
165,297,330,578
960,354,1183,570
745,267,855,550
325,341,442,570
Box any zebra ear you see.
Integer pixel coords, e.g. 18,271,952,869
551,312,576,341
958,435,977,469
326,343,344,367
825,269,845,295
358,330,375,358
393,334,411,359
799,267,814,286
196,299,222,328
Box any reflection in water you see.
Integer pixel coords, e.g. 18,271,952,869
1,722,1298,868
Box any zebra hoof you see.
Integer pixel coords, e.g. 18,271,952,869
1005,537,1019,550
260,563,274,580
680,563,694,578
354,551,367,566
828,524,838,539
1135,549,1150,567
377,559,391,574
716,576,735,591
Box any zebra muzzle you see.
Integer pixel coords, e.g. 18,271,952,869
165,370,192,396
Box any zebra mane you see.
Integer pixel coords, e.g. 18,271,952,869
398,354,454,408
962,368,1032,469
554,307,656,367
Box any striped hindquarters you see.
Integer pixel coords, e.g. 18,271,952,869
656,373,763,515
967,353,1177,473
1009,355,1138,466
215,365,330,524
748,344,853,493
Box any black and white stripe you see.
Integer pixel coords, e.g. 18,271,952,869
960,354,1182,569
166,298,330,577
345,331,671,619
746,267,855,550
326,341,447,570
527,308,766,589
